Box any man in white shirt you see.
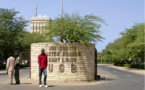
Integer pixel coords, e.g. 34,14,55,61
6,54,15,85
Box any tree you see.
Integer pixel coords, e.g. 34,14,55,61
121,23,144,63
18,32,53,60
0,8,28,59
103,23,144,64
20,32,53,51
45,13,106,44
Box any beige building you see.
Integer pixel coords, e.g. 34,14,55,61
30,16,51,33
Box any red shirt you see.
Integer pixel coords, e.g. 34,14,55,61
38,54,47,68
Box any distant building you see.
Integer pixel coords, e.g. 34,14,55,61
30,16,51,33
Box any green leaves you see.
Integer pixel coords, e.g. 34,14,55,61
20,32,53,50
103,23,144,63
0,8,28,59
45,13,106,44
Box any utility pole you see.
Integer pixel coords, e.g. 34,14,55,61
101,46,102,64
61,0,63,18
60,0,64,42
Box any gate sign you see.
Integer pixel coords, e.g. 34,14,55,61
31,43,95,81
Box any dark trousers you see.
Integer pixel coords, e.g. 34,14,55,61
39,68,47,85
14,64,20,84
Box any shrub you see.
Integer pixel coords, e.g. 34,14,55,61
0,64,6,70
114,63,145,69
0,64,29,70
20,64,29,68
130,64,144,69
124,64,130,67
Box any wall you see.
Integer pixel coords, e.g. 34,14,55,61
31,43,95,81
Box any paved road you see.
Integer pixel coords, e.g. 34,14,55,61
0,65,144,90
0,68,30,83
97,65,144,90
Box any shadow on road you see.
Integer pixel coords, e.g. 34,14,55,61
48,85,55,87
21,83,32,85
12,83,32,85
97,77,115,81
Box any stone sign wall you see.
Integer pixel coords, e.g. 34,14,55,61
31,43,95,81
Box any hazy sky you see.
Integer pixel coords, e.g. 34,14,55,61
0,0,144,52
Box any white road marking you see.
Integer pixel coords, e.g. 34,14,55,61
128,75,131,76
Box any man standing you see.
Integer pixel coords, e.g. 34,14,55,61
14,52,20,84
38,49,48,88
6,54,15,85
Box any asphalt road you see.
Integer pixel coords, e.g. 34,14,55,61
0,68,30,83
0,65,144,90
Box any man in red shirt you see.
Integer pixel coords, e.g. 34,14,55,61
38,49,48,88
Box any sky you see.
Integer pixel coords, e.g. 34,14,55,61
0,0,144,52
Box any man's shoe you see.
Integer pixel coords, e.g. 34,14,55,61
44,85,48,88
39,85,43,87
15,83,20,85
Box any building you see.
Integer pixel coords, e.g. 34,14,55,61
30,16,51,33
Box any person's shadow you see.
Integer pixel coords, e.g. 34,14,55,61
48,85,55,87
13,83,32,85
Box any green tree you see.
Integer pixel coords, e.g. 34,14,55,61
18,32,53,60
45,13,106,44
121,23,144,63
20,32,53,50
103,23,144,64
0,8,28,59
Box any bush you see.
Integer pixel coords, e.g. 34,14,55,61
124,64,130,67
0,64,29,70
0,64,6,70
97,59,113,64
130,64,144,69
114,63,145,69
114,62,124,66
20,64,29,68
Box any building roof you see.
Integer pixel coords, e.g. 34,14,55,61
30,16,51,21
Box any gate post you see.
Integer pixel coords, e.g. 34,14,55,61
94,47,97,80
29,46,31,79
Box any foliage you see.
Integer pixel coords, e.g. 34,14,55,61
0,8,53,60
20,64,29,68
0,64,6,70
103,23,144,64
97,52,113,64
19,32,53,60
45,13,106,44
97,52,102,59
20,32,53,50
0,64,29,70
97,59,113,64
0,8,28,59
114,63,144,69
